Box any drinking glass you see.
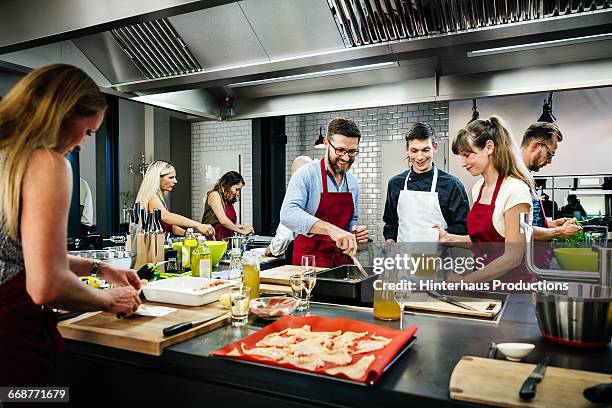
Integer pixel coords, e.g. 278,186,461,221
301,271,317,315
229,285,251,327
290,274,308,311
301,255,316,273
393,272,412,330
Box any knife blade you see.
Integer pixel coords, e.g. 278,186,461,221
426,290,479,311
519,358,549,400
162,312,226,337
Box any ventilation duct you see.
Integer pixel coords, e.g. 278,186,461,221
328,0,612,47
110,18,203,79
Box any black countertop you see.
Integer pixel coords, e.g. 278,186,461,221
59,295,612,407
58,295,612,407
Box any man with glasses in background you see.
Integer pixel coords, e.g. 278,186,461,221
520,122,582,241
280,117,368,267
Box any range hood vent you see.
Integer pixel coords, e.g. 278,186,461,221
328,0,612,47
110,18,203,79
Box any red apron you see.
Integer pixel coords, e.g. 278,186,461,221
0,273,64,386
292,159,354,268
467,176,534,284
213,202,237,242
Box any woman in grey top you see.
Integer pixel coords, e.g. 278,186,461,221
0,64,141,386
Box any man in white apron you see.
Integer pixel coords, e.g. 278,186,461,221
383,122,469,243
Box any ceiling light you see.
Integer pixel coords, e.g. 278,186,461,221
538,91,556,123
227,62,396,88
314,126,326,149
467,33,612,57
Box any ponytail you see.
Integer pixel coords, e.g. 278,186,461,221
452,115,534,195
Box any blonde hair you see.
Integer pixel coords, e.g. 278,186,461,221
452,115,534,195
0,64,106,239
135,160,175,210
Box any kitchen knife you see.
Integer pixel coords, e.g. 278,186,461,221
584,383,612,404
426,290,479,311
162,313,226,337
519,358,549,400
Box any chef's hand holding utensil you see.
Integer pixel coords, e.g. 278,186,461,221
105,286,141,316
352,225,369,243
330,226,357,257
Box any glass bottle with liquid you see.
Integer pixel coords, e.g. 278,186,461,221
242,251,260,300
182,228,198,272
373,270,401,320
191,236,212,278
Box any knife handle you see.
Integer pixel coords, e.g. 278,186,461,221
163,322,194,337
519,377,538,400
584,383,612,404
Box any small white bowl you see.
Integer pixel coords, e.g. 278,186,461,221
496,343,535,361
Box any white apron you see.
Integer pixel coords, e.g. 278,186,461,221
397,166,447,243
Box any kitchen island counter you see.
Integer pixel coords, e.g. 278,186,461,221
57,294,611,407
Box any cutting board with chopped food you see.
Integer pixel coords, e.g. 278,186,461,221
259,265,328,286
58,301,229,356
450,356,612,407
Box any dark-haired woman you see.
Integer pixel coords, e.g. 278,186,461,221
202,171,254,241
435,116,535,284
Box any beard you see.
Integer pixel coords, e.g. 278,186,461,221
528,163,541,172
327,149,354,175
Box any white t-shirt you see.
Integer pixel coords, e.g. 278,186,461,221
80,178,94,226
471,176,533,237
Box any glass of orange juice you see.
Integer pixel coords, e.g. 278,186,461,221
242,251,260,300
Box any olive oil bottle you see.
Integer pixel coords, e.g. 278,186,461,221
182,228,198,272
191,236,212,278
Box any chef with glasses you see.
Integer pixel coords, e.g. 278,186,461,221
280,117,369,267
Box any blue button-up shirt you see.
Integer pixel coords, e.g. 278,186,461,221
280,159,359,236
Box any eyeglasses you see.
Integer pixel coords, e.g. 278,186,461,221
328,140,359,158
539,142,556,159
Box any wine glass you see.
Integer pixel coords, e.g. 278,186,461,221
393,272,411,330
301,271,317,315
301,255,317,314
301,255,316,273
289,274,307,312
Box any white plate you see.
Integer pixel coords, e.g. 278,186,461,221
142,277,239,306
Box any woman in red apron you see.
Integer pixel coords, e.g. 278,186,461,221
292,159,355,268
0,64,142,386
136,160,215,237
437,116,535,284
202,171,254,241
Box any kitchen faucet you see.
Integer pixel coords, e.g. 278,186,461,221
519,213,611,287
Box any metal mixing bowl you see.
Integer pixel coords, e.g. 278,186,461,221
533,283,612,347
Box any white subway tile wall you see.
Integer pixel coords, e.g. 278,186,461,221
285,102,449,242
191,101,448,242
190,120,253,226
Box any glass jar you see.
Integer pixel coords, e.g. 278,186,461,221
242,251,261,300
373,269,401,321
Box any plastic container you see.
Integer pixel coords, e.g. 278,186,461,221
142,277,238,306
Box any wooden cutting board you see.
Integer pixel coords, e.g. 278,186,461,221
405,293,502,318
259,265,327,286
58,301,229,356
450,356,612,407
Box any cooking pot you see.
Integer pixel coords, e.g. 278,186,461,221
533,283,612,347
69,249,132,270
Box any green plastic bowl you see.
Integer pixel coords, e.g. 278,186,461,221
553,248,598,272
205,241,228,266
